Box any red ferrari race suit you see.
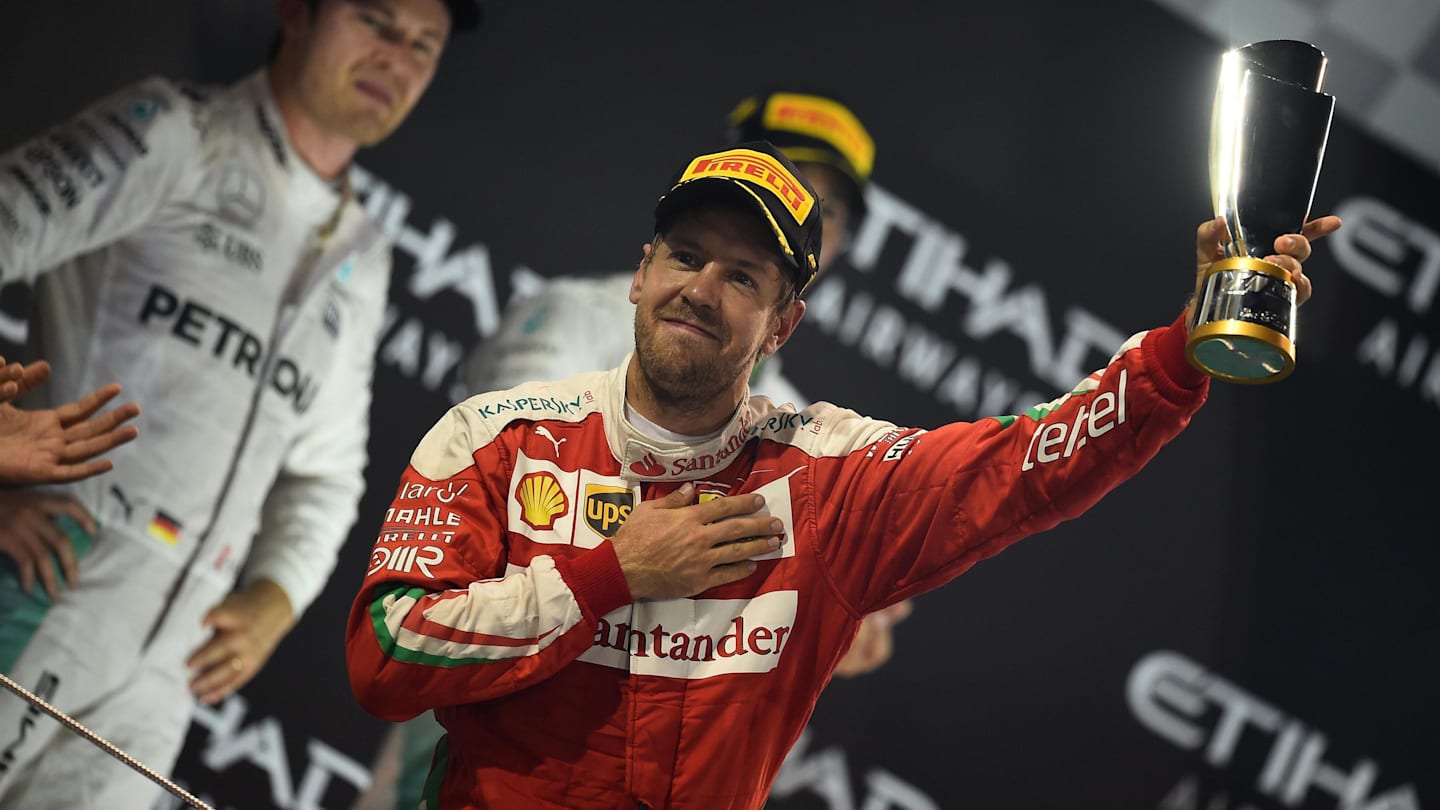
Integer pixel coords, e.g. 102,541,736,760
346,315,1208,810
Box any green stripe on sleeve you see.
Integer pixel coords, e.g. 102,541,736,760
367,585,503,669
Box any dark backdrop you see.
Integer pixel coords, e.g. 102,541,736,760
2,2,1436,808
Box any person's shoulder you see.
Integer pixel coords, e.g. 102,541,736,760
455,369,612,434
83,75,206,147
413,374,610,478
102,75,198,110
747,396,898,458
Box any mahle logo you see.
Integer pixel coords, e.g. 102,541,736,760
515,472,569,531
584,484,633,538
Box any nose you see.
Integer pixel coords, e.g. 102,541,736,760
681,263,725,310
371,28,420,75
378,37,413,72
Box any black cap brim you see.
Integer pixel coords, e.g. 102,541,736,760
655,178,801,270
653,142,823,296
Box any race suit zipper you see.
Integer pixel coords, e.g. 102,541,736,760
141,197,360,649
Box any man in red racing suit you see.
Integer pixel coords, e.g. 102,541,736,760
345,140,1336,809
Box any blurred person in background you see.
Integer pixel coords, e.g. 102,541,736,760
0,1,478,806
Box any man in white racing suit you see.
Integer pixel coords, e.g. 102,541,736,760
0,0,478,806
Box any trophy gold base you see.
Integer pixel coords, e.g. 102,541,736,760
1186,256,1297,384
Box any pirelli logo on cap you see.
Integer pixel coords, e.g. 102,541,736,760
679,149,815,225
764,93,875,179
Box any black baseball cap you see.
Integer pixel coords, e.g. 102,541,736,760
654,141,825,297
301,1,482,32
726,91,875,222
443,0,483,31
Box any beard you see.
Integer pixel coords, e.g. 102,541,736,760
633,300,752,412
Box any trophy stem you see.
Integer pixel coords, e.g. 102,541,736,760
1186,256,1297,383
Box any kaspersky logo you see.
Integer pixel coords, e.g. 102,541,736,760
679,149,815,225
585,484,633,538
515,471,569,531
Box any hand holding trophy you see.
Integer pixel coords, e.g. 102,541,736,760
1187,40,1335,383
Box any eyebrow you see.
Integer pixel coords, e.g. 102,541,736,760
349,0,447,40
666,235,777,276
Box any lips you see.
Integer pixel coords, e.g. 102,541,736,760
662,318,717,340
656,306,723,342
354,79,396,109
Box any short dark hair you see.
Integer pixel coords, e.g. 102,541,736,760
266,0,479,63
266,0,321,64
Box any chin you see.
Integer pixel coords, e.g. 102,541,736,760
346,118,399,148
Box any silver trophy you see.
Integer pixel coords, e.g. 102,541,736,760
1187,40,1335,383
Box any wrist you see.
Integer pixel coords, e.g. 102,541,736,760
243,578,297,626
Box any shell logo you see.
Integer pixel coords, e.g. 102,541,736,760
515,471,570,531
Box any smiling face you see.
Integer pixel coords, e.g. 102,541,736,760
277,0,449,146
628,203,805,424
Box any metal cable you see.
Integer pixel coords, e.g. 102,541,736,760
0,671,216,810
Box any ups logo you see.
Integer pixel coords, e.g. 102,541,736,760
585,484,633,538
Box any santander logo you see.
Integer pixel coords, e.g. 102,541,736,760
629,453,665,477
578,590,799,679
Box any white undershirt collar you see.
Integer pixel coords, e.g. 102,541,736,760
625,402,723,444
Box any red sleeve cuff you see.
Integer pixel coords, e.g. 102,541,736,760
554,541,633,622
1143,312,1210,399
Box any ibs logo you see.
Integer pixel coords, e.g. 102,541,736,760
584,484,633,538
515,472,569,531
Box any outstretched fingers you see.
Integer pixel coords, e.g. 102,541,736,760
0,359,21,402
53,382,124,427
1301,215,1343,243
62,400,141,445
15,361,51,398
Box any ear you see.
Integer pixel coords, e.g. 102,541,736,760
761,299,806,357
629,243,653,305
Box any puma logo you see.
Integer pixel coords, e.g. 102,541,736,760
109,485,134,521
536,425,567,457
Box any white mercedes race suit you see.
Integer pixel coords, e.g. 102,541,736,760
0,71,390,809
